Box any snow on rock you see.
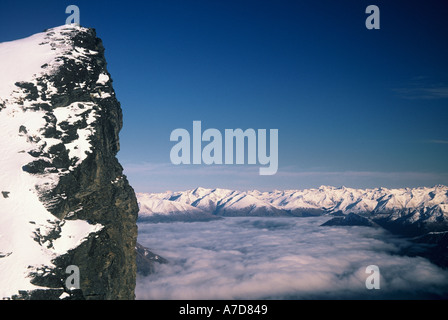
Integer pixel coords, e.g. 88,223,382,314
0,25,117,299
96,73,110,85
0,31,57,98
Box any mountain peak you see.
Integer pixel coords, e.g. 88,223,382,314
0,25,93,98
0,26,138,299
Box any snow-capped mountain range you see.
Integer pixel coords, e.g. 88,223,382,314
137,185,448,234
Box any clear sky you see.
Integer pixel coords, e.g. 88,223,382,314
1,0,447,192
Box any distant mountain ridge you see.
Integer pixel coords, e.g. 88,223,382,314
137,185,448,235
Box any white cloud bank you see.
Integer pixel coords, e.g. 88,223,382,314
136,217,448,300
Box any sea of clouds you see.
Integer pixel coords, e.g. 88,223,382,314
136,216,448,299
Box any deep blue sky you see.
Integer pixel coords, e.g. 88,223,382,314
1,0,447,192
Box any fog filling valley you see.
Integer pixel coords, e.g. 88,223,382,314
136,217,448,299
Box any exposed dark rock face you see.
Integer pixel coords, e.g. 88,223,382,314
410,232,448,268
136,242,168,276
372,211,448,238
42,27,138,300
1,26,139,299
321,212,379,227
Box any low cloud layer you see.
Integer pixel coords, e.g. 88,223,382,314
136,217,448,299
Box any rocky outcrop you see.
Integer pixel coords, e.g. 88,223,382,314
40,27,138,300
0,25,138,299
136,243,168,276
410,232,448,268
321,212,379,227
